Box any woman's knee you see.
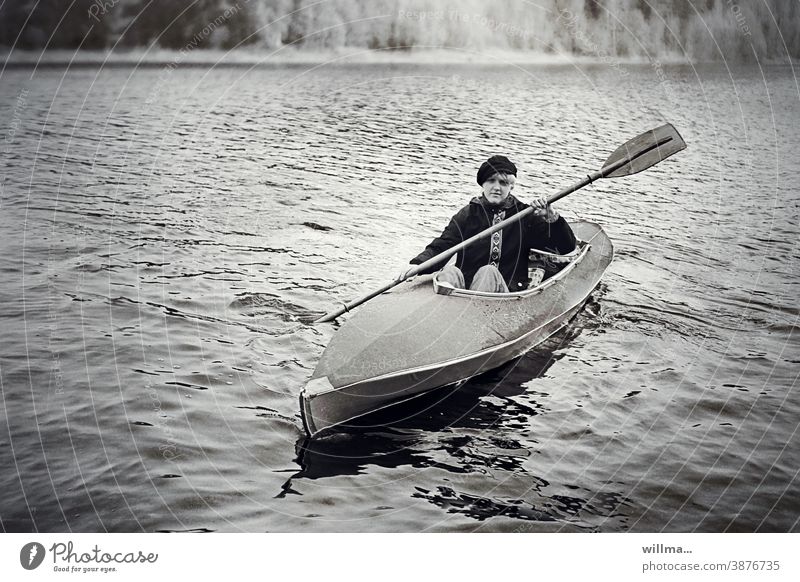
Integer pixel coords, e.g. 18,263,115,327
470,265,508,293
438,265,465,288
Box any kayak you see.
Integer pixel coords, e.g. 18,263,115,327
300,220,614,438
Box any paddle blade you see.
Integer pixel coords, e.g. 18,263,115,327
601,123,686,178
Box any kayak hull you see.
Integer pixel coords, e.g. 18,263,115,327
301,221,613,437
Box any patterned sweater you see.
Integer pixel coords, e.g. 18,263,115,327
410,194,576,291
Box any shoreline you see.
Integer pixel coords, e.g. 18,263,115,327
0,47,708,68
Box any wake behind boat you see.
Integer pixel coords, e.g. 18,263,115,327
301,221,613,437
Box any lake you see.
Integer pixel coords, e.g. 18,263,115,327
1,60,798,532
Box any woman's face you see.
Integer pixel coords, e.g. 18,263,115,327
481,173,515,206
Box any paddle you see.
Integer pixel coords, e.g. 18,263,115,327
315,123,686,323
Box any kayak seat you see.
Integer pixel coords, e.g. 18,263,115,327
528,241,586,288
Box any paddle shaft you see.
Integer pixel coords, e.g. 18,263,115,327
314,167,611,323
314,125,684,323
401,149,655,280
400,164,621,271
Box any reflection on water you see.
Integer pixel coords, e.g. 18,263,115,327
283,319,630,531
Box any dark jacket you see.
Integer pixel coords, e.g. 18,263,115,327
410,194,576,291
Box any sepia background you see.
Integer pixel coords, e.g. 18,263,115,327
1,0,798,532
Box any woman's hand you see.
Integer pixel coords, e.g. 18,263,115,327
395,265,416,282
530,196,559,223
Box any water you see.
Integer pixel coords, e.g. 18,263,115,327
1,62,798,532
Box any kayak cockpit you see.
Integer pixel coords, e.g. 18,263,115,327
431,237,591,299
